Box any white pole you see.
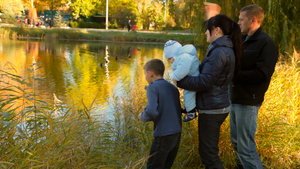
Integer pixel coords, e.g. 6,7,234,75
164,0,167,26
106,0,108,30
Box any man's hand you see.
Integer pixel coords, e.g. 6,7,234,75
204,2,221,20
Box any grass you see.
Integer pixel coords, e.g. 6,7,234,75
256,48,300,168
0,26,196,45
0,44,299,168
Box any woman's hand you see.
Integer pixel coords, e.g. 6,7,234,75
173,79,177,86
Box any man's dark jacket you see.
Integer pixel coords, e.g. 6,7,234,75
232,27,278,105
177,35,235,110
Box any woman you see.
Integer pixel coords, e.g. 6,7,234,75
176,14,242,169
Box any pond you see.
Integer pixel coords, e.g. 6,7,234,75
0,39,184,119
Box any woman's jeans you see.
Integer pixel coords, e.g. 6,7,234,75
230,104,263,169
147,132,181,169
198,113,229,169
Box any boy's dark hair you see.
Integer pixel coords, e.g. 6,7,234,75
144,59,165,77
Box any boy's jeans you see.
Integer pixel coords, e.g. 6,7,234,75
230,104,263,169
147,132,181,169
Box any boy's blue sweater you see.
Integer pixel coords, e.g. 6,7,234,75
140,79,182,137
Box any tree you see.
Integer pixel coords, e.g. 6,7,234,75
29,0,67,27
108,0,137,29
69,0,104,19
54,10,65,27
148,1,164,30
192,0,300,52
135,0,152,29
0,0,24,24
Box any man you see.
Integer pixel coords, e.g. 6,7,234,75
230,4,279,169
127,20,131,32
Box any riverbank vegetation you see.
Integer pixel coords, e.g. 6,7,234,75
0,48,299,168
0,26,196,44
3,0,298,52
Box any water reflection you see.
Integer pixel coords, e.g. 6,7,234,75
105,45,110,81
0,39,169,119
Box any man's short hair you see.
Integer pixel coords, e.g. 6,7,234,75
240,4,264,24
144,59,165,77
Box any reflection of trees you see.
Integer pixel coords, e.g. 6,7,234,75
0,40,28,112
0,39,170,114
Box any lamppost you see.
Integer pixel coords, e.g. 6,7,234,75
106,0,108,30
164,0,167,26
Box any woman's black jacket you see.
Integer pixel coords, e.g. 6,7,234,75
177,35,235,110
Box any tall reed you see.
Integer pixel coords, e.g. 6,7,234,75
0,62,117,168
0,49,299,168
257,48,300,168
108,49,300,168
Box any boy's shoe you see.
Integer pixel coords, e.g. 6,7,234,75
183,112,197,122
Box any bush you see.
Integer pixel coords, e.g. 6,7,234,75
70,21,105,29
70,21,78,28
171,25,183,30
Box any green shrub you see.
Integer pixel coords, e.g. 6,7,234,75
70,21,105,29
70,21,79,28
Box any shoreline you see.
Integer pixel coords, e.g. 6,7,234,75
0,25,196,45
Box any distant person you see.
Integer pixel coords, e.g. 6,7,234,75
127,20,131,32
48,18,52,28
176,14,242,169
69,17,72,27
24,18,28,26
32,19,35,27
38,20,42,27
164,40,200,122
27,18,31,26
132,24,137,32
45,18,48,28
139,59,182,169
230,4,279,169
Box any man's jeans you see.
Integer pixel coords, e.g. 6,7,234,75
230,104,263,169
147,132,181,169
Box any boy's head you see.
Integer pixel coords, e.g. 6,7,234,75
143,59,165,84
164,40,182,63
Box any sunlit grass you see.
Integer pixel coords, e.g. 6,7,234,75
257,48,300,168
0,49,299,168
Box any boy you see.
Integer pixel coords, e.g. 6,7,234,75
139,59,182,169
164,40,200,122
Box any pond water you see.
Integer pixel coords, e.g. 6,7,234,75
0,39,181,119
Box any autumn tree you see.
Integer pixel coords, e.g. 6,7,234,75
148,1,164,30
108,0,137,29
69,0,104,19
0,0,24,24
29,0,67,27
135,0,151,29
